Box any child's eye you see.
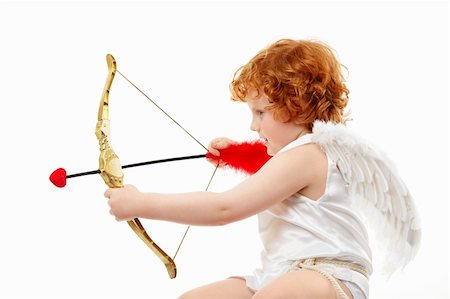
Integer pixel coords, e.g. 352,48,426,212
256,110,264,116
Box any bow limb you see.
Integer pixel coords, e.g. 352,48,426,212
95,54,176,279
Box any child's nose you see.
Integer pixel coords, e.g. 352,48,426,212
250,119,259,132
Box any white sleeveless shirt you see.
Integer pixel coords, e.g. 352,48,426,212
243,134,372,296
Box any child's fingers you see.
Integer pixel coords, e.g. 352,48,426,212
207,147,220,157
208,137,235,152
207,137,237,167
207,139,222,156
206,156,223,166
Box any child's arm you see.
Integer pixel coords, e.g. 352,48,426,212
106,144,325,225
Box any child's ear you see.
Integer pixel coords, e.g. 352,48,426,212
272,107,292,123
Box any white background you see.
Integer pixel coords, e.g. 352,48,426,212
0,1,448,298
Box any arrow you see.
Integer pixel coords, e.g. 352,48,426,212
50,140,272,188
50,154,206,188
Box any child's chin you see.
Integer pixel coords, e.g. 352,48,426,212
266,147,276,156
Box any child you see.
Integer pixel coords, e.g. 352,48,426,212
104,39,420,299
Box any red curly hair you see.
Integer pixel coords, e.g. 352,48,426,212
230,39,349,129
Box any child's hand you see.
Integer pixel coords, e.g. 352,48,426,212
207,137,236,167
104,184,143,221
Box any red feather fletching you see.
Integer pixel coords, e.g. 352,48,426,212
205,140,271,175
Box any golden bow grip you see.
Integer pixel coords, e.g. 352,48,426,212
95,54,176,278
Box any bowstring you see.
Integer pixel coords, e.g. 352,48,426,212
116,69,217,260
117,70,207,152
173,163,219,260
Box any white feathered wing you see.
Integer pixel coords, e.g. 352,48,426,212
311,120,421,276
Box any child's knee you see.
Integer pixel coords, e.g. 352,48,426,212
177,291,195,299
178,289,204,299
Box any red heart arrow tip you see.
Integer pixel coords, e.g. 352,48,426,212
50,168,67,188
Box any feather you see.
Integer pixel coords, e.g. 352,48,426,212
205,140,272,175
311,120,421,276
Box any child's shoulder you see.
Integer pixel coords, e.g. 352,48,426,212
276,133,326,164
272,141,328,180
